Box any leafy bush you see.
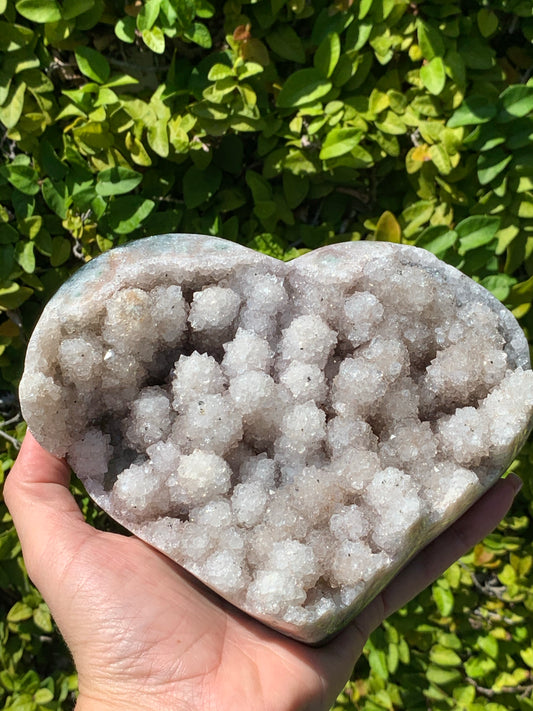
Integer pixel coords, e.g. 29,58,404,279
1,0,533,708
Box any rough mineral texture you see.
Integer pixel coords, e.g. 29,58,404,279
19,234,533,644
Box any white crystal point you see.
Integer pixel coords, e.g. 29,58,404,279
19,234,533,644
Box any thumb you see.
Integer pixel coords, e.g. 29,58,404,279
4,430,91,597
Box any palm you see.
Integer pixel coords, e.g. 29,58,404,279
52,528,361,711
4,433,521,711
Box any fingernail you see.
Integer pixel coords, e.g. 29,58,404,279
506,472,523,494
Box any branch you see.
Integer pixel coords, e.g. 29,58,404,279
467,677,533,698
0,428,21,450
0,414,21,449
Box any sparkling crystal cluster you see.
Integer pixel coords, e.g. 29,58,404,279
20,235,533,643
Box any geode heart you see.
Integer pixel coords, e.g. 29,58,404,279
19,234,533,644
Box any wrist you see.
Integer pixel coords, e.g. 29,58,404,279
75,696,129,711
75,691,194,711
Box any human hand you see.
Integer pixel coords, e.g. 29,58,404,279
4,432,522,711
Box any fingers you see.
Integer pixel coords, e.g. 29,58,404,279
4,431,89,590
353,474,522,637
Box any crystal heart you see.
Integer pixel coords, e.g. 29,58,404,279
19,234,533,644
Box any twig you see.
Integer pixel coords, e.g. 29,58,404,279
470,607,520,626
410,128,422,147
1,415,20,428
73,238,85,261
467,677,532,698
0,428,20,449
469,571,507,600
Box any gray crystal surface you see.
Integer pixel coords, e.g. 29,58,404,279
19,234,533,643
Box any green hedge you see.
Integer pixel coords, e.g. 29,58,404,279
1,0,533,708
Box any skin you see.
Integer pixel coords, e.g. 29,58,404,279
4,432,522,711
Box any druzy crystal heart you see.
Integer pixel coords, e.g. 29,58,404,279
19,234,533,644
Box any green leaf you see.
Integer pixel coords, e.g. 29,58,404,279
426,664,461,686
1,164,39,195
505,118,533,149
417,18,445,59
314,32,341,79
0,670,15,691
460,36,495,70
247,233,286,259
463,123,506,152
429,143,452,174
126,132,152,166
374,210,401,242
444,50,466,86
358,0,373,19
15,240,35,273
319,127,362,160
33,605,53,633
457,215,500,253
512,146,533,175
432,583,454,616
96,167,142,196
277,68,332,108
477,8,499,37
183,166,222,209
477,634,499,659
137,0,161,31
115,16,136,43
0,284,33,311
0,22,34,52
142,27,166,54
494,668,529,692
346,20,372,53
266,24,305,63
40,140,68,180
246,170,272,204
0,527,21,559
208,63,233,81
401,199,435,233
15,0,61,22
147,120,169,157
0,245,14,281
0,223,18,244
186,22,212,49
430,645,462,667
0,80,26,129
106,196,155,234
7,601,33,622
375,111,406,135
464,655,497,679
498,85,533,122
18,215,42,240
62,0,94,20
520,647,533,668
42,178,68,218
282,172,308,209
420,57,446,95
254,199,276,220
453,685,476,704
33,688,54,704
350,144,374,167
448,95,497,127
75,46,110,84
369,89,389,115
477,147,512,185
416,225,457,257
368,648,389,679
50,236,71,266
